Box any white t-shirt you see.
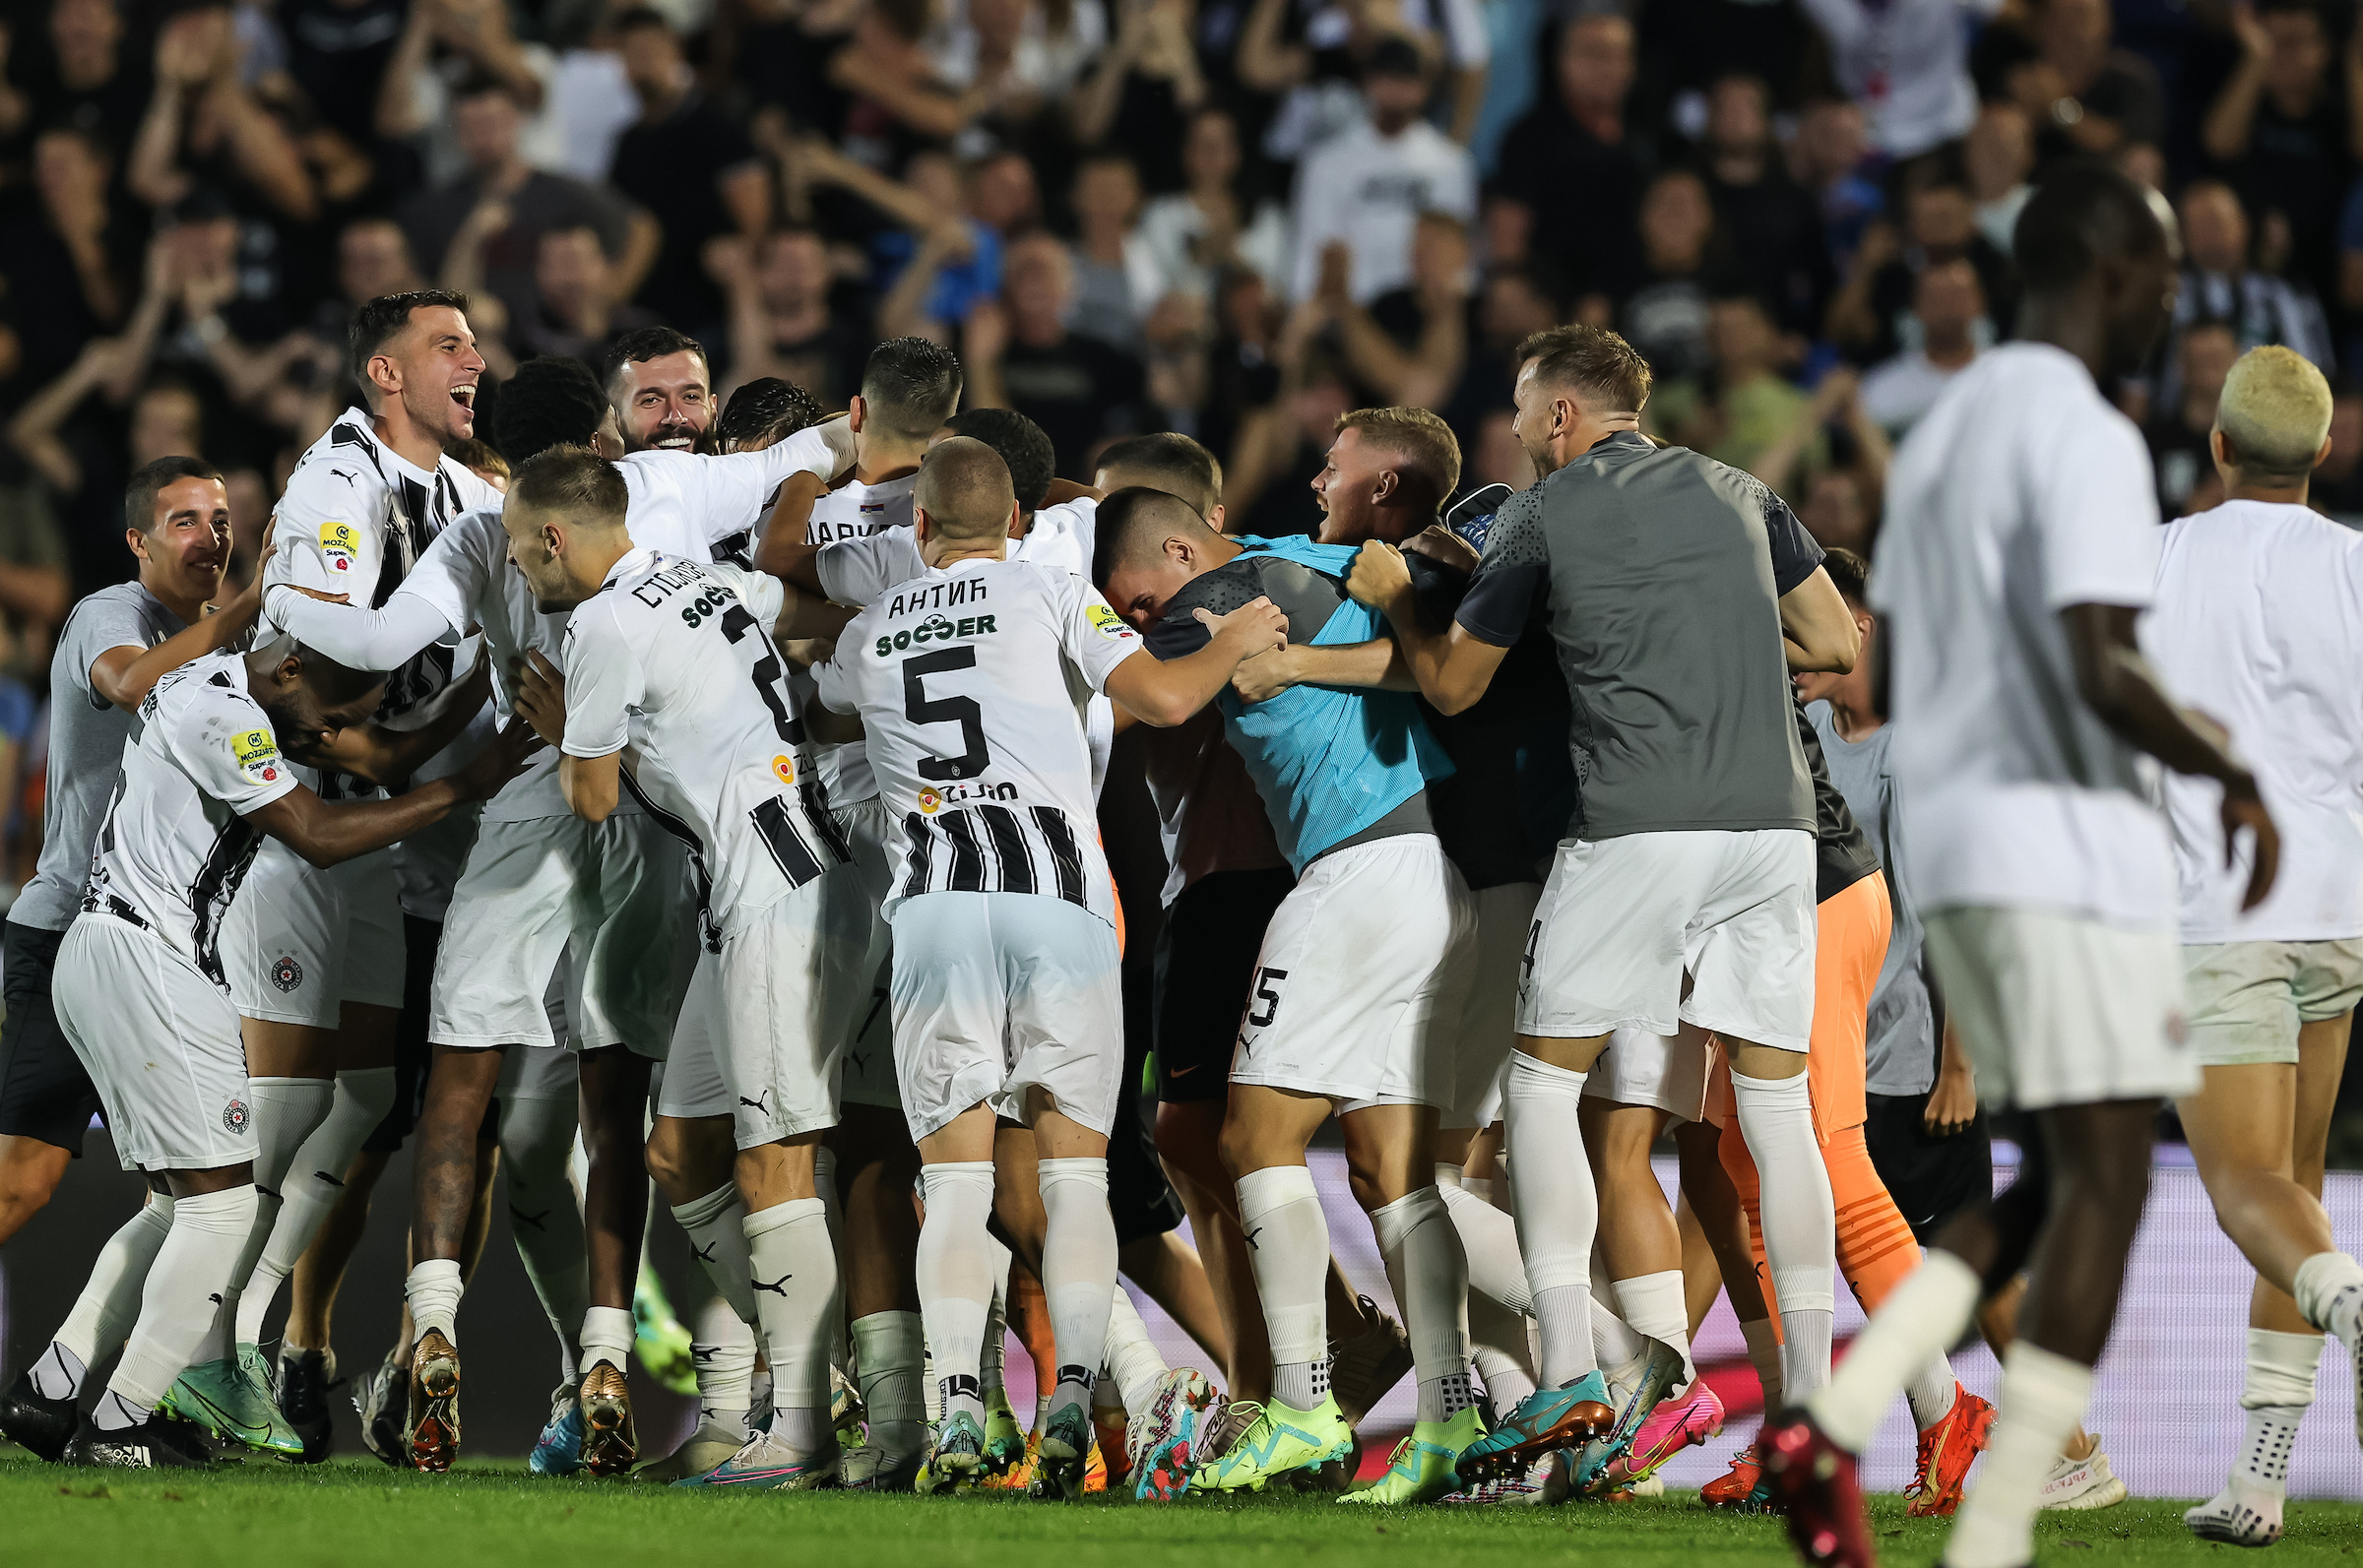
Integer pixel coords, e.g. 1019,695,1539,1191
2145,499,2363,944
82,651,298,986
619,426,843,565
1858,348,1976,438
1796,0,2001,158
815,557,1140,925
814,497,1096,605
1873,342,2174,929
1287,117,1478,303
561,549,840,940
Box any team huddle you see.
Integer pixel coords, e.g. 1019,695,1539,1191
3,157,2363,1568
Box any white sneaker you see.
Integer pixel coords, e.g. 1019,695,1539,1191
2039,1439,2129,1511
2185,1485,2283,1546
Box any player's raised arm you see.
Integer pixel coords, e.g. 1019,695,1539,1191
1104,596,1290,726
260,509,491,671
1347,539,1508,716
298,656,496,786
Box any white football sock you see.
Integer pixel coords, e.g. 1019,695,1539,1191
2214,1327,2322,1513
1613,1270,1693,1385
240,1067,395,1345
918,1161,996,1426
1038,1157,1119,1423
671,1183,757,1324
746,1197,838,1432
108,1185,256,1411
1741,1316,1784,1413
43,1195,176,1391
982,1232,1012,1401
1591,1298,1646,1369
1730,1069,1836,1400
1371,1186,1475,1424
853,1310,926,1456
2293,1251,2363,1344
1438,1175,1532,1313
1905,1350,1959,1430
812,1144,849,1371
1945,1344,2093,1568
579,1305,634,1374
405,1257,465,1346
692,1292,757,1440
1808,1249,1978,1453
1237,1163,1331,1410
1503,1051,1599,1386
221,1075,335,1354
1104,1286,1171,1416
1462,1174,1495,1204
498,1089,588,1383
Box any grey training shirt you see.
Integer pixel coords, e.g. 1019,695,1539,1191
12,583,190,931
1810,701,1937,1097
1453,432,1821,841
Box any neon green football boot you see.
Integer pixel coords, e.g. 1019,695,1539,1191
1188,1395,1355,1493
160,1345,305,1458
982,1385,1029,1474
631,1263,698,1396
1341,1406,1487,1506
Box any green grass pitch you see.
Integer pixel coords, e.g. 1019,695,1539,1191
8,1453,2363,1566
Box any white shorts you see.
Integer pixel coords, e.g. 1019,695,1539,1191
1924,906,2196,1111
1444,881,1543,1131
833,797,901,1111
1231,835,1475,1112
430,815,699,1057
2183,937,2363,1068
889,891,1124,1143
395,803,482,922
56,915,254,1172
225,840,346,1029
331,849,407,1012
1518,829,1817,1053
658,953,729,1120
1583,1022,1716,1123
704,867,874,1148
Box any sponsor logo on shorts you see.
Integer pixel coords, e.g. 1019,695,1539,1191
772,754,796,786
271,955,303,992
319,521,358,574
1086,601,1136,642
223,1098,251,1135
231,727,283,785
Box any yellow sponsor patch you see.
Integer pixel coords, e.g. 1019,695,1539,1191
1086,601,1134,640
917,786,942,815
772,754,796,787
231,727,283,785
319,521,358,575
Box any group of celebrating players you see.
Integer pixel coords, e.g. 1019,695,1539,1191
1,154,2361,1568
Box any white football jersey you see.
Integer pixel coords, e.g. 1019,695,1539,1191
263,408,501,728
801,470,921,807
562,548,847,941
815,497,1096,606
81,650,300,987
816,557,1142,926
622,428,843,566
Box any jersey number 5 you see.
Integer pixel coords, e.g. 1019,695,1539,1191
903,648,990,781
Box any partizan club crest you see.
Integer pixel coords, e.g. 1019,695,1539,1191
272,954,303,992
223,1098,251,1135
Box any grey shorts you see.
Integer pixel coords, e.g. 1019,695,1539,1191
2183,937,2363,1067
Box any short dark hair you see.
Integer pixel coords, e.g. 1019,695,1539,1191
349,289,472,396
610,6,673,35
1095,432,1222,520
492,355,609,467
125,455,224,536
447,437,511,484
1515,324,1653,413
1092,486,1214,592
860,337,964,442
915,437,1017,539
719,378,825,452
510,444,628,524
2014,160,2169,293
290,644,387,710
946,408,1056,513
603,326,709,395
1821,545,1868,605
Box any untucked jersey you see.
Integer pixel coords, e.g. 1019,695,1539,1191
81,650,299,985
2146,499,2363,944
15,584,189,932
815,557,1138,926
802,470,918,808
1794,696,1881,903
1873,342,2172,929
1454,431,1820,843
562,549,845,943
1149,536,1452,874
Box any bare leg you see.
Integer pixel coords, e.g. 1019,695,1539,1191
285,1149,391,1349
0,1135,73,1247
577,1046,653,1310
1118,1229,1229,1368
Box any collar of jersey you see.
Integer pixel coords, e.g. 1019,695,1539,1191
601,546,659,590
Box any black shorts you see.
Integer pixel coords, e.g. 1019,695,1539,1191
1152,866,1295,1104
362,915,443,1155
0,919,102,1155
1863,1091,1994,1244
1110,1011,1184,1246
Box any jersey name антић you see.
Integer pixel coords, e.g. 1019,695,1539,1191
81,651,299,986
562,549,847,943
816,557,1138,926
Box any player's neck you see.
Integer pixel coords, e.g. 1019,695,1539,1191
141,567,210,628
572,536,636,597
2226,474,2311,507
929,542,1008,569
853,440,925,486
372,405,445,475
1824,680,1883,742
2016,293,2110,384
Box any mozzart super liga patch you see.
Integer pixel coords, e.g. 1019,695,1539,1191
1087,602,1135,641
772,754,797,786
319,521,359,575
231,726,283,785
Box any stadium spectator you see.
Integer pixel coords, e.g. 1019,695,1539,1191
2149,319,2242,517
1700,75,1832,343
1287,37,1476,304
0,0,151,156
1796,0,1992,159
1966,101,2036,256
2201,0,2361,305
1858,258,1986,436
1601,166,1724,382
1645,287,1821,484
717,226,873,408
1069,154,1150,352
1493,12,1649,302
1128,106,1292,307
1788,95,1883,275
1976,0,2165,166
2159,179,2335,413
964,231,1147,477
1827,171,2014,365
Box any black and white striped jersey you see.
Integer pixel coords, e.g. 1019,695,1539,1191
79,651,300,987
798,472,919,811
815,557,1143,928
561,549,848,944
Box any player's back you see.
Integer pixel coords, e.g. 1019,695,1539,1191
1876,341,2169,922
2149,499,2363,941
562,550,839,937
823,557,1132,924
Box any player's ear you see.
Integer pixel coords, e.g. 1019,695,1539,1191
125,527,148,565
1004,499,1021,537
1206,503,1226,533
849,395,867,434
1165,533,1191,566
1373,468,1397,503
